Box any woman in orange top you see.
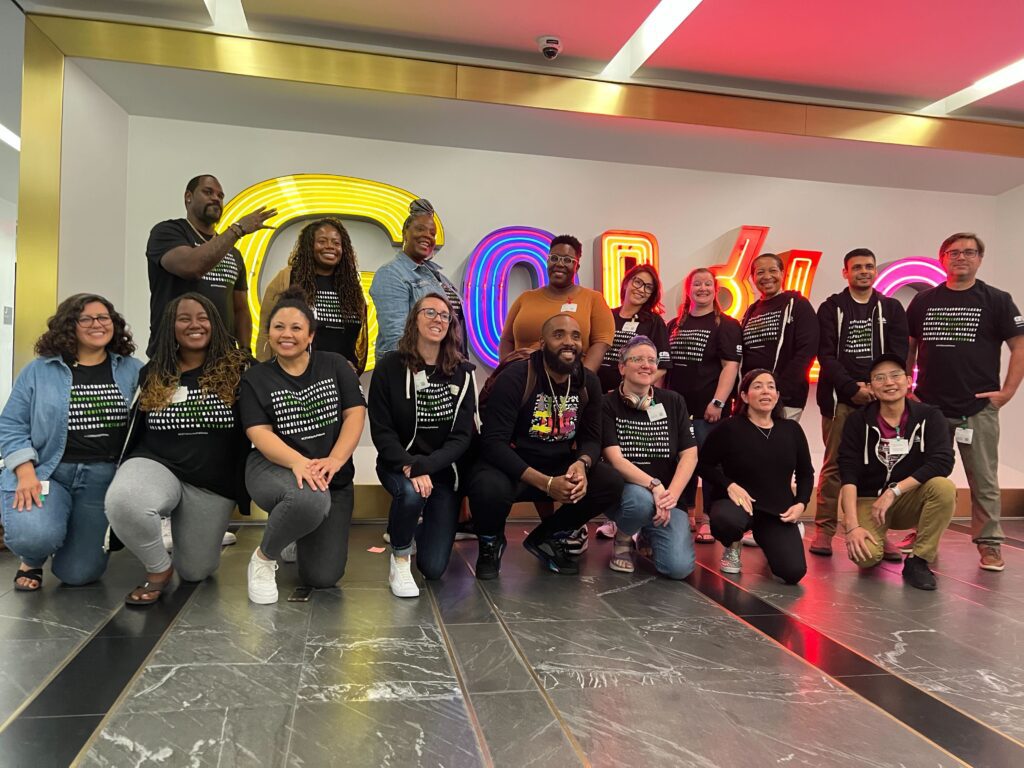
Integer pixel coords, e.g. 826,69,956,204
498,235,614,372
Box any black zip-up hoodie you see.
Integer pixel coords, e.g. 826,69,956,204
740,291,819,410
816,289,909,418
368,351,478,489
837,399,953,497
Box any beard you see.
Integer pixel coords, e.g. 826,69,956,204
198,203,222,226
543,344,580,376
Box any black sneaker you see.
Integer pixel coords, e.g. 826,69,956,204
454,520,478,541
564,524,589,556
902,555,937,591
475,535,506,580
523,534,580,574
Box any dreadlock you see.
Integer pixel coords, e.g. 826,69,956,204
287,218,365,317
139,292,250,411
675,267,722,329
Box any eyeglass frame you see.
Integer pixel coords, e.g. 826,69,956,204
418,307,452,324
76,314,113,327
942,248,981,259
870,370,908,384
630,276,656,295
548,253,579,267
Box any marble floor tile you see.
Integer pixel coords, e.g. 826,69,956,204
0,636,84,722
478,576,626,623
445,622,535,693
470,690,579,767
0,587,117,640
427,562,498,625
305,583,437,636
287,698,484,767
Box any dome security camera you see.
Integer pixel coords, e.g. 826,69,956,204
537,36,563,60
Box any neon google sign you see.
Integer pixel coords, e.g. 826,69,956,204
220,174,943,372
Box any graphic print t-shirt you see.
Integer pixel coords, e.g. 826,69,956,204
311,274,363,367
907,281,1024,417
411,366,459,455
240,351,366,487
61,357,129,463
666,313,743,417
840,300,875,370
146,219,247,353
602,389,696,487
130,366,241,497
741,292,791,370
597,311,671,392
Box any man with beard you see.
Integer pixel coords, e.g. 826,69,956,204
145,174,275,355
467,314,624,579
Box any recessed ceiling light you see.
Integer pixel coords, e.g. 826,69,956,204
600,0,705,81
918,56,1024,116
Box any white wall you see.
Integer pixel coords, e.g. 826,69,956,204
58,60,129,309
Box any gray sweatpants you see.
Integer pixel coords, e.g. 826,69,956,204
245,451,353,588
105,457,236,580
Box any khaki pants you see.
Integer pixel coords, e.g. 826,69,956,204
815,402,855,537
850,477,956,566
948,403,1002,544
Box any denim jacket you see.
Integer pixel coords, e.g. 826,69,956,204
369,251,461,358
0,354,143,491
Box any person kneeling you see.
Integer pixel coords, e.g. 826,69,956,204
601,337,696,579
467,315,624,578
698,369,813,584
839,354,955,590
369,294,478,598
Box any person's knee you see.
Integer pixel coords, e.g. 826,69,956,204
5,520,64,561
301,565,345,589
52,557,107,586
175,559,219,583
657,550,695,580
284,487,332,524
709,506,747,541
775,563,807,584
851,551,883,569
922,477,956,506
614,484,654,527
416,555,449,581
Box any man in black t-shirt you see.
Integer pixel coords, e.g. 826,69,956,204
907,232,1024,573
145,174,276,355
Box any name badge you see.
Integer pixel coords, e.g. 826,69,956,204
413,370,429,392
449,384,461,396
647,403,667,422
170,386,189,404
560,303,577,313
40,480,50,498
955,427,974,445
888,438,910,456
623,321,639,333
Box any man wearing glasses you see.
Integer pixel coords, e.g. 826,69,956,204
907,233,1024,572
839,354,955,590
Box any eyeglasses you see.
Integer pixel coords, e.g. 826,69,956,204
870,370,907,384
624,355,657,366
548,254,579,267
419,307,452,323
76,314,112,327
943,248,980,259
630,277,655,294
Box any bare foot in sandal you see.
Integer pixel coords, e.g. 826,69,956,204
609,534,635,573
125,567,174,606
14,563,43,592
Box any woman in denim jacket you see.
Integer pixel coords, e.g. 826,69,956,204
0,294,142,591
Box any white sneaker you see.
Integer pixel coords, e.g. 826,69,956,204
280,542,297,563
161,517,173,551
248,548,279,604
741,530,759,547
221,530,237,546
389,554,420,598
596,520,617,539
797,522,806,538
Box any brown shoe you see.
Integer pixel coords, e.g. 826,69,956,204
979,545,1005,572
809,529,832,556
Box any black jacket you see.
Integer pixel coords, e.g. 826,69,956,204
837,399,953,497
816,289,909,417
741,291,819,410
368,351,478,489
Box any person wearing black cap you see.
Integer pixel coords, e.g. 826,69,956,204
838,353,956,590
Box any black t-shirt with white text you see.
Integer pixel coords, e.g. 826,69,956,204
907,280,1024,417
240,351,366,487
838,299,875,372
311,273,363,368
412,366,459,456
602,388,696,488
666,312,743,417
130,366,241,498
598,310,671,392
146,218,247,353
62,357,129,463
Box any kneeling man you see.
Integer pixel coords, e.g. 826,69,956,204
839,354,955,589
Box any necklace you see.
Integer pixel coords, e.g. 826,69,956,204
749,419,773,439
544,367,572,421
185,219,212,244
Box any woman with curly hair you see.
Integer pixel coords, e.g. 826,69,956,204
597,263,671,392
105,293,252,605
256,217,368,373
0,294,142,591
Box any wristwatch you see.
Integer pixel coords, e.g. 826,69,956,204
886,482,902,497
647,478,662,491
711,398,726,409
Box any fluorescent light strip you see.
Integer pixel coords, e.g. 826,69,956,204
0,122,20,152
918,56,1024,116
601,0,705,80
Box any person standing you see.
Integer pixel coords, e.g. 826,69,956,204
907,232,1024,572
811,249,908,556
597,264,670,392
146,174,275,355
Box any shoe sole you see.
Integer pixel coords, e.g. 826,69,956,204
390,584,421,597
248,590,278,604
454,533,478,541
979,563,1006,572
808,546,832,556
719,564,741,574
523,540,579,574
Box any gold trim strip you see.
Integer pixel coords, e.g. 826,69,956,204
14,19,64,371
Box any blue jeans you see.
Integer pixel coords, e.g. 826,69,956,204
1,462,115,585
609,483,695,580
683,418,716,511
378,467,459,581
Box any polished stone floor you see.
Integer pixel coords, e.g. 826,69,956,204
1,520,1022,767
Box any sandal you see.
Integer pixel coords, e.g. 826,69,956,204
695,522,715,544
13,567,43,592
609,536,635,573
125,569,174,606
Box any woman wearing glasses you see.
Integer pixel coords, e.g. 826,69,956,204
0,294,142,591
369,293,478,597
597,264,670,393
498,234,614,373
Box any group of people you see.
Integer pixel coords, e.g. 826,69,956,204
1,174,1021,607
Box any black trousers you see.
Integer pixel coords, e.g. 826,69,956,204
709,499,807,584
467,460,624,541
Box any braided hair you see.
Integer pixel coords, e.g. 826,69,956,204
287,217,365,317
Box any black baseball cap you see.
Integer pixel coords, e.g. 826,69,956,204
868,353,907,375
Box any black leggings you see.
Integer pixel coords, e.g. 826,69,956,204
467,460,624,541
709,499,807,584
